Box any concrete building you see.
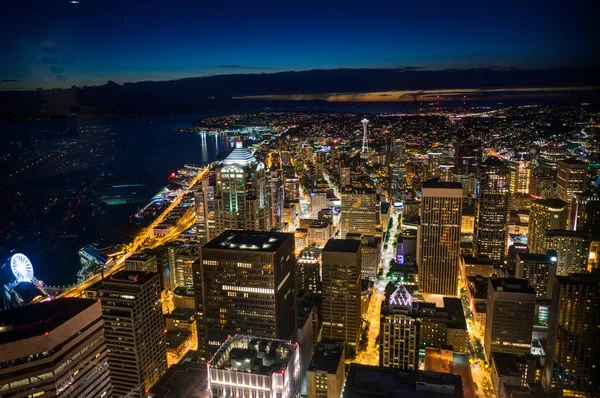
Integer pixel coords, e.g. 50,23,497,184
321,239,362,355
0,298,112,398
515,253,558,300
484,277,536,359
417,180,463,296
124,251,158,273
544,273,600,396
380,284,419,370
297,247,322,294
340,167,351,188
528,199,568,254
545,229,591,275
466,275,489,328
343,364,463,398
347,233,381,280
195,230,296,359
556,159,588,228
307,340,345,398
208,335,300,398
307,220,333,248
98,271,167,397
310,192,328,218
475,157,510,264
340,187,379,237
460,255,494,280
508,158,532,194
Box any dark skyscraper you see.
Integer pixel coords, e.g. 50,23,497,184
475,157,509,264
196,230,296,358
544,273,600,395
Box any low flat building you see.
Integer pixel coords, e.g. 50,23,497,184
343,364,464,397
148,352,210,398
208,335,300,398
165,329,194,367
307,340,345,398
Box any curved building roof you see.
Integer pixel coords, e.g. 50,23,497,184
223,141,258,168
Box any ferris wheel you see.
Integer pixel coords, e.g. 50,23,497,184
10,253,35,282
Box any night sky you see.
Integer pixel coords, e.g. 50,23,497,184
2,0,598,90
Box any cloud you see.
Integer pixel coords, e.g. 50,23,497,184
1,79,18,83
50,67,65,74
42,46,57,54
42,57,58,64
217,65,277,70
55,74,68,81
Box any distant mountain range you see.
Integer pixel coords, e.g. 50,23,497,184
1,67,598,117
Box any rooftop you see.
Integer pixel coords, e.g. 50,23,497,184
422,178,463,190
148,352,210,398
466,276,489,300
222,142,258,168
203,230,293,252
532,198,567,209
0,298,97,345
165,329,192,348
343,364,463,398
481,156,506,167
517,253,553,263
104,270,158,285
210,335,297,376
489,277,536,295
165,307,196,321
443,297,467,331
558,158,587,166
491,352,523,377
323,239,361,253
555,273,600,286
308,340,344,374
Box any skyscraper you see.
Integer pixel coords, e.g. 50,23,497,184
508,158,532,194
427,152,443,180
556,158,588,202
340,187,379,237
475,157,509,264
0,298,112,398
545,230,591,275
544,273,600,395
572,189,600,232
484,277,536,359
307,340,346,398
213,141,270,235
340,166,351,188
528,199,568,254
417,180,463,296
380,284,419,370
515,253,558,299
98,270,167,397
321,239,362,354
196,230,296,358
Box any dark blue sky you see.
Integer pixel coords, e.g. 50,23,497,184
1,0,598,90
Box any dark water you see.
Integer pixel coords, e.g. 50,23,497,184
0,112,233,286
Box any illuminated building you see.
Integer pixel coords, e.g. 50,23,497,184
572,189,600,232
340,166,351,188
455,143,480,197
340,187,379,238
0,298,112,398
491,353,542,396
544,273,600,396
213,141,270,235
296,247,322,294
556,159,588,229
439,164,454,182
528,199,568,254
484,277,536,359
97,271,167,397
380,284,419,370
208,335,300,398
164,307,198,365
389,165,406,205
460,255,494,280
310,192,328,217
307,220,333,247
417,180,463,296
529,174,555,199
321,239,362,354
515,253,558,299
307,340,345,398
466,275,488,328
415,298,467,353
426,152,443,180
545,230,591,275
268,168,285,231
361,118,370,156
284,167,300,201
475,157,509,264
196,230,296,359
78,245,113,282
124,251,158,273
508,158,532,194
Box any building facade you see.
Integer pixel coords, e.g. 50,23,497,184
528,199,568,254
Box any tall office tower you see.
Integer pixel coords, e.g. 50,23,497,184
528,199,568,254
543,273,600,395
427,152,443,179
310,191,328,217
515,253,558,299
340,166,352,188
484,277,536,359
389,165,407,205
196,231,296,358
572,190,600,232
208,335,301,398
213,141,270,236
380,284,419,370
539,145,568,174
556,159,588,229
439,164,454,182
545,230,591,275
283,166,299,201
321,239,362,354
530,174,555,199
361,118,369,156
297,247,322,294
455,143,481,175
475,157,509,264
197,174,216,243
307,340,346,398
268,168,285,231
340,187,379,238
417,180,463,296
508,158,532,194
0,298,112,398
98,271,167,397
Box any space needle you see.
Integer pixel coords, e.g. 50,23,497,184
361,117,369,157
